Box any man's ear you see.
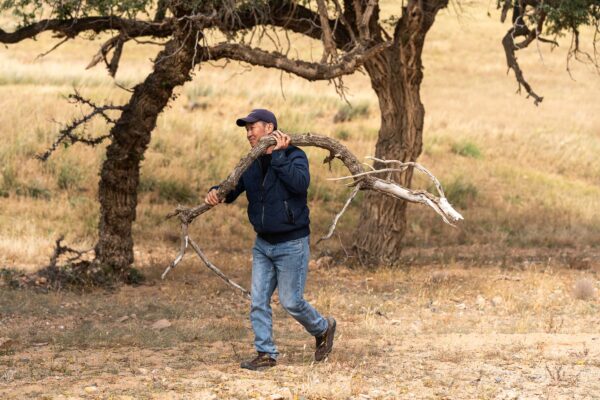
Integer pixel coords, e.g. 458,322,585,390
266,123,274,134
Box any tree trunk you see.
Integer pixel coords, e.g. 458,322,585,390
94,26,199,275
352,3,442,265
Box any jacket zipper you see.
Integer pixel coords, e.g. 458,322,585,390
284,200,293,224
261,165,268,229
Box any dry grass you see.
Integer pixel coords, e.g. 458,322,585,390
1,259,600,398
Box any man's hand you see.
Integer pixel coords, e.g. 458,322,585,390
271,131,291,152
205,188,223,206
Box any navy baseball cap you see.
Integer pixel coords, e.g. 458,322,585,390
236,109,278,130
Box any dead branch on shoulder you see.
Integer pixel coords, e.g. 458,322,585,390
163,132,463,298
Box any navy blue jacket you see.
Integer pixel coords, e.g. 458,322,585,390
214,146,310,243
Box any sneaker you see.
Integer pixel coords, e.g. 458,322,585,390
240,352,277,371
314,317,336,361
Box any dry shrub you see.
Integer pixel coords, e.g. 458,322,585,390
572,278,596,300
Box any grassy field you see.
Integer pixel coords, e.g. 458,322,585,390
1,2,600,399
0,3,599,269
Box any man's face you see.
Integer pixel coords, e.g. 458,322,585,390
245,121,273,148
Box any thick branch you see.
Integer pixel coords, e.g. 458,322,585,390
316,0,338,62
502,22,544,105
170,132,462,226
200,1,354,50
0,17,173,44
500,1,551,105
165,132,462,295
202,40,391,81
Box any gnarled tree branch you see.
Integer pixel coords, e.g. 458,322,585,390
501,1,549,105
164,132,463,296
316,0,339,62
202,40,391,81
0,17,173,44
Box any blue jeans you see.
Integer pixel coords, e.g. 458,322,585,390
250,235,328,359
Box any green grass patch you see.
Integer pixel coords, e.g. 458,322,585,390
451,140,482,159
57,162,83,190
1,167,51,199
335,129,351,140
139,175,196,204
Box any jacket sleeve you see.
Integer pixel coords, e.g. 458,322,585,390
209,179,245,204
270,147,310,194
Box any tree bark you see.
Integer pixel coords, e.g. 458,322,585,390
94,25,199,274
353,2,443,265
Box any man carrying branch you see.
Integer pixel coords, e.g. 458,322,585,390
205,109,336,370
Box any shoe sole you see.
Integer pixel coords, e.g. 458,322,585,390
240,362,276,371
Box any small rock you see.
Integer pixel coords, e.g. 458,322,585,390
116,315,130,323
138,368,149,375
491,296,503,307
84,385,98,393
308,260,318,269
496,388,519,399
456,303,466,310
410,321,422,334
476,295,486,308
151,319,172,330
270,394,284,400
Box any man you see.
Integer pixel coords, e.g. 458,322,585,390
205,109,336,371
